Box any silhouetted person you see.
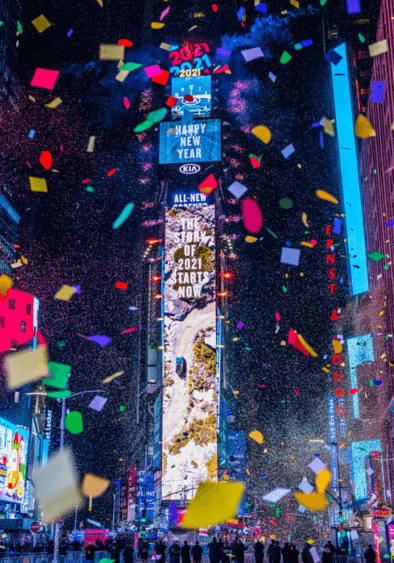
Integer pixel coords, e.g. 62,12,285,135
181,541,191,563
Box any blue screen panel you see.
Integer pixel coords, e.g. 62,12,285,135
330,43,368,295
171,76,211,118
346,0,361,14
159,119,221,164
347,333,374,418
351,440,381,500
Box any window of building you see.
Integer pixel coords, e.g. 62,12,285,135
0,316,5,328
20,320,26,332
26,303,31,315
11,340,17,348
8,298,15,310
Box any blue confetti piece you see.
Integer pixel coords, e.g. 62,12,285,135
320,131,324,148
385,219,394,228
373,380,383,386
29,129,35,139
300,39,313,48
255,3,267,12
237,6,245,20
67,29,73,37
216,47,231,56
333,218,342,234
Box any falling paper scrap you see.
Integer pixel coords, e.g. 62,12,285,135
99,45,125,60
31,14,51,33
280,247,300,266
4,346,49,390
182,481,244,528
32,448,83,522
249,430,264,444
88,396,108,412
55,285,76,301
241,47,264,62
87,137,96,153
262,488,291,502
82,474,110,498
227,181,247,199
281,144,295,158
30,68,59,90
298,477,314,494
29,177,48,193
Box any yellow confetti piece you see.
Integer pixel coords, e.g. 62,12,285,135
0,275,13,298
29,95,36,102
307,540,314,545
322,367,330,373
245,236,258,243
233,390,239,395
316,189,338,204
54,285,76,301
102,371,124,384
281,341,286,346
29,177,48,193
21,256,28,265
332,339,343,353
151,22,165,29
302,213,309,227
354,114,375,138
182,481,244,529
290,0,299,7
294,491,328,510
249,430,264,444
46,97,62,109
297,334,318,357
379,311,384,316
316,469,332,493
246,469,250,475
31,14,51,33
99,45,125,60
82,474,110,498
96,0,103,6
115,70,130,82
322,117,335,136
301,242,314,248
251,125,271,144
368,39,388,57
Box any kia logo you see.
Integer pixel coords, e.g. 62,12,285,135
179,164,201,175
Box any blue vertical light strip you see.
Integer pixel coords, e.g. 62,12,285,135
351,440,381,500
328,397,338,493
346,333,374,418
160,246,165,386
216,308,222,449
330,43,368,296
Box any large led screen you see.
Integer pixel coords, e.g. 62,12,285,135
162,191,217,500
0,417,29,504
159,119,221,164
171,76,211,118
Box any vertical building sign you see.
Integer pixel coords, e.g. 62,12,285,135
127,465,137,522
162,189,217,501
153,395,162,470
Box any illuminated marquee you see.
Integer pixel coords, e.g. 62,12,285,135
159,119,221,164
162,191,217,501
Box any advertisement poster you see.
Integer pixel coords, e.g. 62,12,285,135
162,193,217,501
0,417,29,505
159,119,221,164
171,76,211,118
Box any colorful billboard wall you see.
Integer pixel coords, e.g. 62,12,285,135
162,191,217,500
0,417,29,505
159,119,221,164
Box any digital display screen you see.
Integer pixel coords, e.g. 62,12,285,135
159,119,221,164
162,193,217,500
0,417,29,505
171,76,211,118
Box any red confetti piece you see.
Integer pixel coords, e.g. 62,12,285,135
258,385,266,388
82,179,92,184
124,97,130,109
166,96,178,107
294,389,299,396
275,312,280,321
118,39,133,47
39,151,52,170
60,145,63,151
116,281,127,290
107,169,116,177
212,4,218,11
121,328,137,334
349,388,358,395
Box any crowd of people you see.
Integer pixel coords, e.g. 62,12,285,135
1,534,377,563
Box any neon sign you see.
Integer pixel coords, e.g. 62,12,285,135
169,43,212,77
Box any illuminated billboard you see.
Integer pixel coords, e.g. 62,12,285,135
0,417,29,505
159,119,221,164
162,190,217,500
171,76,211,118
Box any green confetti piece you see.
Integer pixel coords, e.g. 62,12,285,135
47,389,72,399
65,411,83,434
0,22,3,27
43,362,71,389
245,347,251,350
86,186,94,193
384,265,389,269
341,530,347,538
279,198,293,209
119,62,142,72
119,405,126,412
269,505,275,508
112,202,135,230
57,341,66,348
368,251,385,261
280,51,292,64
17,21,22,34
369,380,374,386
265,227,278,239
282,286,287,293
320,0,327,5
275,508,280,517
358,33,365,42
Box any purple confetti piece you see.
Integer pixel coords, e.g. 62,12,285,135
216,47,231,56
67,29,73,37
300,39,313,48
237,321,244,329
385,220,394,228
87,335,112,347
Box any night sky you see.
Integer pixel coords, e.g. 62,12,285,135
0,0,374,537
